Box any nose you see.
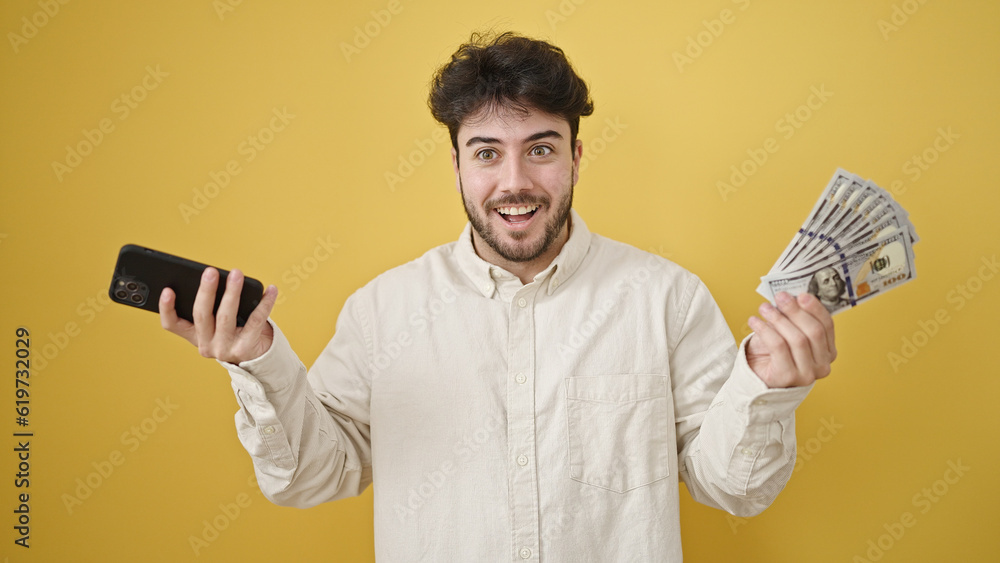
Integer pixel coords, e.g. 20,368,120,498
498,155,533,194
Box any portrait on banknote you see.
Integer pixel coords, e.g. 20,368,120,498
808,267,850,312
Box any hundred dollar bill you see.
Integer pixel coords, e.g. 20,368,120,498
770,169,858,273
770,174,919,274
759,227,917,315
796,216,910,275
777,175,868,271
798,189,895,265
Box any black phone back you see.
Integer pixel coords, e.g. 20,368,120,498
109,244,264,327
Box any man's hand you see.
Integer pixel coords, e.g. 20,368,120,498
746,291,837,388
159,267,278,364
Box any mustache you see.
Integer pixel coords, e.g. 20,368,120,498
485,194,549,209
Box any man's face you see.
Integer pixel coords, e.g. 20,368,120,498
815,268,843,300
451,107,582,265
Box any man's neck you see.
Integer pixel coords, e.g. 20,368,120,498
472,220,571,285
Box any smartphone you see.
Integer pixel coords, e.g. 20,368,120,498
109,244,264,327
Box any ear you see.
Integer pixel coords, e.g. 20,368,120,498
571,138,583,186
451,146,461,193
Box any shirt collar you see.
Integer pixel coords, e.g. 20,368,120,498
453,208,592,298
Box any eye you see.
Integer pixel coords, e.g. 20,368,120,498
530,145,552,157
477,149,497,161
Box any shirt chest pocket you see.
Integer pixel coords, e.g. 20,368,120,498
565,374,671,493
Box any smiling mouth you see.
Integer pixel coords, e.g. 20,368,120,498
495,204,540,224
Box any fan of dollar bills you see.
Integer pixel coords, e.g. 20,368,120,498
756,169,918,315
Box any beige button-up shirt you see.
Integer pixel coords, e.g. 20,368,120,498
221,210,812,562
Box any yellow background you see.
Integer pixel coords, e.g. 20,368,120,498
2,0,998,561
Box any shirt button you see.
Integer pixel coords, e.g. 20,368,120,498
753,399,768,406
517,297,527,308
263,426,275,435
741,447,754,456
483,283,492,293
515,372,526,384
551,278,560,288
519,547,532,559
517,455,528,466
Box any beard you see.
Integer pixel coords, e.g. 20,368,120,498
460,174,574,264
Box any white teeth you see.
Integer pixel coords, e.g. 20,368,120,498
497,205,539,215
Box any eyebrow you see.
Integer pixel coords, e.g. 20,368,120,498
464,130,564,147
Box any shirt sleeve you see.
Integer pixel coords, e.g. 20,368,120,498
670,275,812,517
217,293,374,508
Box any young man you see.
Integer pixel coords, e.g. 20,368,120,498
160,32,836,562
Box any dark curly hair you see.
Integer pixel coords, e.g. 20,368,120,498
428,31,594,154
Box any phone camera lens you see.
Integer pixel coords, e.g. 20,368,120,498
115,290,128,299
126,282,139,291
130,294,143,303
